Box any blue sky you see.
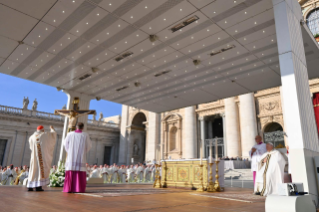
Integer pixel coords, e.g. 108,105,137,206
0,73,122,118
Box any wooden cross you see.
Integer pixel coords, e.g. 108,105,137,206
54,97,96,132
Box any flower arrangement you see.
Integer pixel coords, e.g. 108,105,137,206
49,162,65,187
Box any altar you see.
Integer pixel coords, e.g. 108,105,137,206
161,159,224,190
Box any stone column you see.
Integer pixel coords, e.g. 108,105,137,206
274,0,319,203
199,116,206,158
118,105,129,165
58,90,93,165
183,106,197,159
208,121,213,138
146,112,160,162
224,97,241,157
239,93,257,158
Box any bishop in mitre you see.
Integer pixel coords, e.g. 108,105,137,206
254,142,286,196
27,125,56,191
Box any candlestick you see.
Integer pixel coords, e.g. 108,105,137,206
206,162,215,192
214,160,221,191
153,164,162,188
196,164,204,192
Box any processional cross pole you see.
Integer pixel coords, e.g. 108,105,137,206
54,97,96,133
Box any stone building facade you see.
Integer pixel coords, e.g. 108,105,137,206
120,79,319,163
0,104,120,167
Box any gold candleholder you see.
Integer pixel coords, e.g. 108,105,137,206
214,160,220,191
206,162,215,192
196,164,205,192
153,164,162,188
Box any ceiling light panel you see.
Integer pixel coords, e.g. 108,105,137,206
126,39,160,59
140,1,197,34
23,21,56,48
178,30,230,56
83,48,114,67
27,52,56,71
69,7,108,37
108,30,148,54
171,23,221,50
121,0,164,24
156,12,211,42
7,44,35,66
138,46,176,65
0,36,18,59
200,0,246,19
46,32,78,54
98,0,126,13
0,59,21,75
225,9,274,37
66,42,97,61
35,58,73,83
111,62,143,77
89,18,131,47
42,0,84,28
218,0,273,29
0,5,38,41
244,35,278,52
0,0,56,20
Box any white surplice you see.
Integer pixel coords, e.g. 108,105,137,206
127,167,135,183
249,143,267,172
90,169,101,178
64,131,92,172
27,129,56,188
254,149,286,196
111,166,119,183
118,168,126,183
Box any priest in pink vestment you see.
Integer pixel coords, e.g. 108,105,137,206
63,122,92,193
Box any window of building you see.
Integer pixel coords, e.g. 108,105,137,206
170,127,177,151
307,8,319,35
0,139,7,165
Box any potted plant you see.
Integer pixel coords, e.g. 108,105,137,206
314,34,319,42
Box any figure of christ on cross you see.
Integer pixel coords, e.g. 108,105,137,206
54,97,96,133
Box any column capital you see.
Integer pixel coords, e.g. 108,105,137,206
199,116,205,121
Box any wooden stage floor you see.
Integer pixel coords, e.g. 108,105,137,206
0,184,265,212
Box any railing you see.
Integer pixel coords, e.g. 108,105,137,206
34,111,64,121
0,105,23,115
87,119,119,128
0,105,119,128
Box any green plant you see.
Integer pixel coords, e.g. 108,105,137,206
49,162,65,187
314,33,319,38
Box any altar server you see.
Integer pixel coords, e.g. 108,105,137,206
89,165,101,178
63,122,92,193
249,135,267,185
111,164,119,183
254,143,286,196
101,164,109,183
27,125,56,191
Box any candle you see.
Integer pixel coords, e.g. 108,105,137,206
131,158,134,164
209,145,213,163
200,147,203,165
215,138,218,161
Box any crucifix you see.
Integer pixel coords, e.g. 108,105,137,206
55,97,96,133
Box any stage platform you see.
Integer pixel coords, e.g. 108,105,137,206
0,184,265,212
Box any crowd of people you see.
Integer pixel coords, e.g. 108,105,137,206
50,163,157,183
0,165,29,186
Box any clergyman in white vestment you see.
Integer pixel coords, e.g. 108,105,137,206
27,125,56,191
249,135,267,185
63,122,92,193
254,143,286,196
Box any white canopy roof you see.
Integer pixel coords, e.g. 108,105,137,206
0,0,318,112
